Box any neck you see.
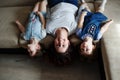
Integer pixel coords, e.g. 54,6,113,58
84,36,93,42
30,38,39,44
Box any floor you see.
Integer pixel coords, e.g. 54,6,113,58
0,49,105,80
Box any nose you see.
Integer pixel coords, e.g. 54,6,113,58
58,39,63,47
83,43,87,47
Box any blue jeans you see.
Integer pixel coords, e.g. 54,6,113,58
47,0,78,8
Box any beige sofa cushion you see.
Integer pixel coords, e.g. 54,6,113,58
0,6,32,48
100,0,120,80
0,0,38,7
0,0,94,7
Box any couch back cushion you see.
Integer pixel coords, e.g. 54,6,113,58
0,0,95,7
0,0,38,7
0,6,32,48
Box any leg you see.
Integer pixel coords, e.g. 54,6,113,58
100,19,113,35
79,0,91,12
32,2,40,12
80,0,85,3
96,0,107,13
76,1,90,22
39,0,47,12
15,20,25,33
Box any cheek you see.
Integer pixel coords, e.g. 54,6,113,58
54,40,58,45
64,41,68,45
65,40,69,45
80,43,84,48
88,44,93,49
54,40,59,48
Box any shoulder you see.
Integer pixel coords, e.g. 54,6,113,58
76,28,82,35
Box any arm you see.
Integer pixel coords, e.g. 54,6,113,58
77,11,87,29
100,19,113,35
15,20,25,33
36,11,46,29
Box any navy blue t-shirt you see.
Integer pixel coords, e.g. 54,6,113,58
76,11,108,40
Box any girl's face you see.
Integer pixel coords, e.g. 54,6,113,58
54,27,70,53
27,43,41,57
80,40,94,56
54,37,70,53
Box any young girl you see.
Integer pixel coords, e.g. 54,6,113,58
15,0,47,57
76,0,113,57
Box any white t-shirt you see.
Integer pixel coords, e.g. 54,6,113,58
46,2,78,36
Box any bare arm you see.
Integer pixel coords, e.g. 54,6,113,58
15,20,25,33
100,19,113,35
77,11,87,29
36,11,46,29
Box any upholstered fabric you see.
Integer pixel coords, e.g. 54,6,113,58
0,6,32,48
0,0,38,7
98,0,120,80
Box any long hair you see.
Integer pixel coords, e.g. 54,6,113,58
47,42,74,66
76,41,97,62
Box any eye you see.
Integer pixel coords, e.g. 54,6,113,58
81,48,84,52
56,44,60,47
86,49,89,51
86,47,90,52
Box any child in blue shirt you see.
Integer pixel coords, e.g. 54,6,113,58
76,0,113,57
15,0,47,57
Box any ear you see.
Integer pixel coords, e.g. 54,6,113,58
92,44,96,50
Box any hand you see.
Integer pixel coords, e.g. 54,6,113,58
36,11,40,15
105,19,114,24
82,11,87,16
15,20,20,25
108,19,114,23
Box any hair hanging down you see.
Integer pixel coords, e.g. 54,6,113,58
47,42,74,66
76,42,98,62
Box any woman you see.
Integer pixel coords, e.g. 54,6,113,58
46,0,78,65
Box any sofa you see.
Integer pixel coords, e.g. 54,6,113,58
93,0,120,80
100,0,120,80
0,0,120,80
